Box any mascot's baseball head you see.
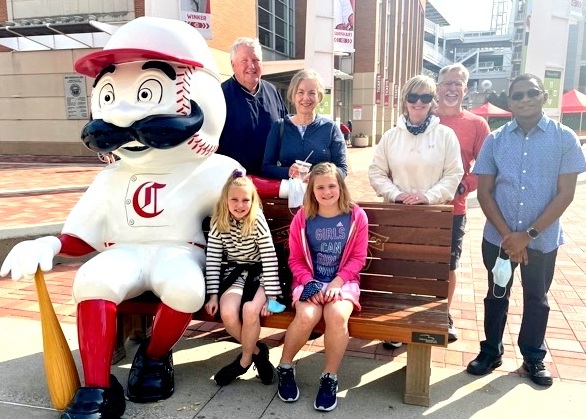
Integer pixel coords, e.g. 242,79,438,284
75,16,225,167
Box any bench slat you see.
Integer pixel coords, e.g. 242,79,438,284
370,242,451,263
369,226,452,246
262,292,447,346
362,258,450,280
361,203,453,228
360,274,448,297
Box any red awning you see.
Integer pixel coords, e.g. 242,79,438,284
562,89,586,114
470,102,512,118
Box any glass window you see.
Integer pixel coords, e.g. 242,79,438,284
257,0,295,57
275,17,285,34
275,1,286,19
259,0,271,10
275,35,285,53
259,9,271,30
259,28,272,49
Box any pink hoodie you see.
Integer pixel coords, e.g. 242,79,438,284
288,204,369,290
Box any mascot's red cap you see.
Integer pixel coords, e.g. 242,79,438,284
75,16,220,81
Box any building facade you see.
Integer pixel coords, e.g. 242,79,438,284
0,0,425,156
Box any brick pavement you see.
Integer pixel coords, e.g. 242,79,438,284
1,150,585,384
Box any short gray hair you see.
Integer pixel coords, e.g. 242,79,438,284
230,37,263,62
438,63,469,85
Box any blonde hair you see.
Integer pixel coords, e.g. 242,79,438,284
287,69,325,107
303,162,352,218
401,74,438,118
212,171,262,236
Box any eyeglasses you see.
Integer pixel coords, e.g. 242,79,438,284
439,81,464,88
406,93,434,104
510,88,543,101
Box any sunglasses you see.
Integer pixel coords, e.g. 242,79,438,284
510,88,543,101
406,93,434,104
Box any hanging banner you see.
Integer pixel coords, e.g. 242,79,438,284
544,69,562,110
316,88,333,117
570,0,583,22
375,74,381,105
384,79,390,106
334,0,355,53
179,0,212,39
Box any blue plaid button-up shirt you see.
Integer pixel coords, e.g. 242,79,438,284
473,114,586,253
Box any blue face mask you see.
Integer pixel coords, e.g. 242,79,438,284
491,248,512,298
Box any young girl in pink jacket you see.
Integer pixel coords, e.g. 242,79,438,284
275,162,368,412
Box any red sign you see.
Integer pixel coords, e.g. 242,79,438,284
375,74,381,105
384,79,390,106
393,83,399,108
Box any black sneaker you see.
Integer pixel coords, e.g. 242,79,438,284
214,354,250,386
523,360,553,386
252,342,275,384
448,313,458,342
277,365,299,402
466,352,502,375
382,341,403,349
314,373,338,411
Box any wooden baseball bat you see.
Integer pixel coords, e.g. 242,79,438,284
34,267,80,410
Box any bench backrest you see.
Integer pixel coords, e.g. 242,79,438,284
262,198,453,299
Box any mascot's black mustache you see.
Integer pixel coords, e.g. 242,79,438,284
81,100,204,153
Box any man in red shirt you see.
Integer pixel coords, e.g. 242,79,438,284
436,64,490,342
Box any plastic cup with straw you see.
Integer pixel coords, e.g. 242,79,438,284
295,150,313,180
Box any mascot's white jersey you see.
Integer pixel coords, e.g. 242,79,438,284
62,154,239,251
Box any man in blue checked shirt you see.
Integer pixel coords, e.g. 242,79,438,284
467,73,586,387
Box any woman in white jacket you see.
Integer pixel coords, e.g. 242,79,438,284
369,75,464,206
369,74,464,350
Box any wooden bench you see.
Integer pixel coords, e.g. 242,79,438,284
116,199,453,407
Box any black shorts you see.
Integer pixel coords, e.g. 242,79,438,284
450,214,467,270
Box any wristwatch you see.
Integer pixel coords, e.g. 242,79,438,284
526,227,539,240
457,183,466,195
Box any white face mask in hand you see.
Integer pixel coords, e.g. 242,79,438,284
491,245,512,298
288,177,305,208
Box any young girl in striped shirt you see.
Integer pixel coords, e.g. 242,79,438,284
204,170,281,386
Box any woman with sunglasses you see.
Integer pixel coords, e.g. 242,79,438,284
369,74,463,350
369,74,463,207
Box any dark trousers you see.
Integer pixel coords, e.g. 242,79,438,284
480,239,557,361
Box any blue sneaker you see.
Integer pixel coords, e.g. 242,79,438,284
314,373,338,411
277,365,299,402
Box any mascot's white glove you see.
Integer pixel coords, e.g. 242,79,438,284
0,236,62,281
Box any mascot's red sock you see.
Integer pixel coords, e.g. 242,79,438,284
77,300,117,387
146,303,192,359
64,300,125,418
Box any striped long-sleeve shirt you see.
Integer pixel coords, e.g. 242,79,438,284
205,211,281,297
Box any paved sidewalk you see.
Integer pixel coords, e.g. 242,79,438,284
0,148,585,418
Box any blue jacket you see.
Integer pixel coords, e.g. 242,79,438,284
261,115,348,179
217,77,287,175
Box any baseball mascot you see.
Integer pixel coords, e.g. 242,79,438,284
1,16,242,418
